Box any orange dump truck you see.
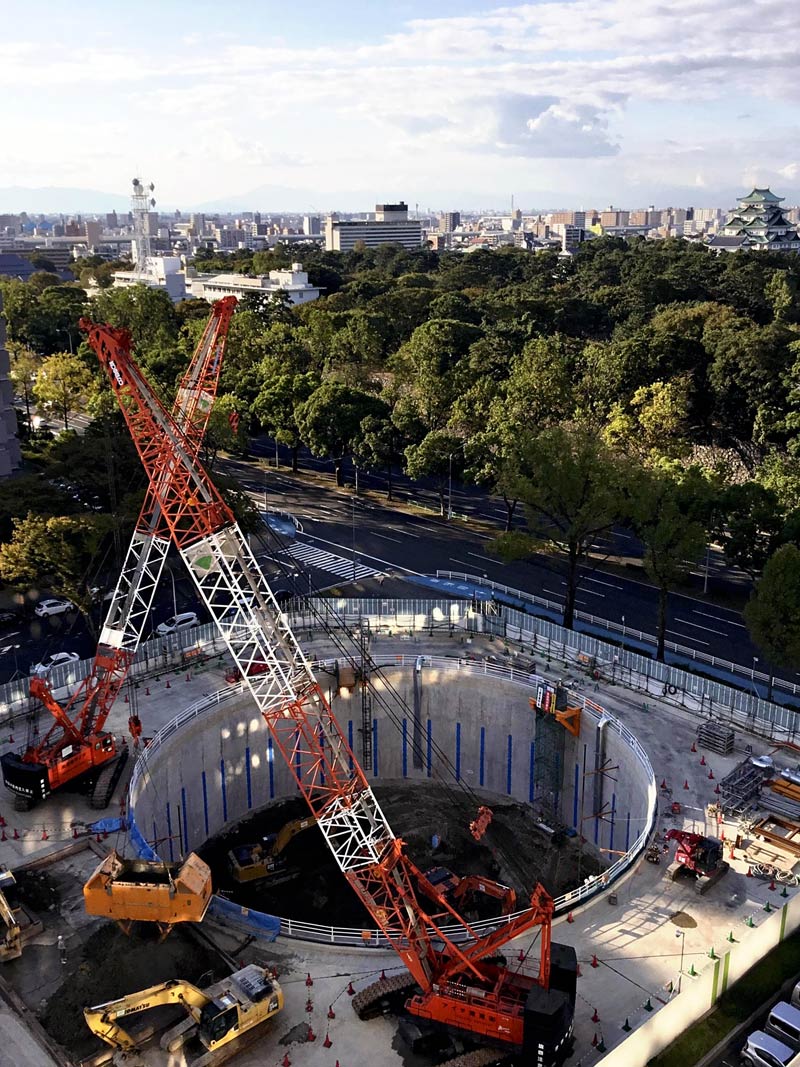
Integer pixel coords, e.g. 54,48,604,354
83,851,212,937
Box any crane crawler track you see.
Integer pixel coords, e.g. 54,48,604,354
439,1046,507,1067
352,973,417,1019
90,746,129,809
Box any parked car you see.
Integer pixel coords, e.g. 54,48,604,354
34,598,76,618
30,651,80,675
0,609,22,629
766,1003,800,1051
156,612,199,636
740,1030,798,1067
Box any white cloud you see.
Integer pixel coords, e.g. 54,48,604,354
2,0,800,204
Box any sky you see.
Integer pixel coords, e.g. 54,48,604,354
2,0,800,212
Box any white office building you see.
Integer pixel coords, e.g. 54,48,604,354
325,202,422,252
189,263,322,305
111,256,186,302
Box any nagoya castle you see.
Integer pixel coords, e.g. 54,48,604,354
708,187,800,252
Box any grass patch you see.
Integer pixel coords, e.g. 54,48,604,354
648,931,800,1067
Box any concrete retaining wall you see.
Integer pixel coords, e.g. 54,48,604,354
129,661,652,881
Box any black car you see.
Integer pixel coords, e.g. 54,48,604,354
0,610,22,630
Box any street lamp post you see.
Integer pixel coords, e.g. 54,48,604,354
621,614,626,641
61,329,74,355
447,453,453,519
167,565,178,618
752,656,759,681
676,929,685,993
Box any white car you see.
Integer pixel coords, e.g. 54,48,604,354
30,651,80,675
156,612,199,636
34,598,76,618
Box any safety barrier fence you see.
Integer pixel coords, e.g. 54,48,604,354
436,569,800,700
128,654,656,948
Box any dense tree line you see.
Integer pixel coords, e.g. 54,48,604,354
2,237,800,671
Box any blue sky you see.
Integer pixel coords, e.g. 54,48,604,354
3,0,800,211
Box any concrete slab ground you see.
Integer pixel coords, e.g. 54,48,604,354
0,631,790,1066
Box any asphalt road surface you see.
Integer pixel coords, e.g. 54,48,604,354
0,444,787,694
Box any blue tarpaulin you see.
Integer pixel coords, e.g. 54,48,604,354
207,895,281,940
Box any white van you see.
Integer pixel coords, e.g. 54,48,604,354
766,1002,800,1051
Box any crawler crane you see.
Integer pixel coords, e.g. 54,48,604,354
1,298,237,810
83,316,577,1066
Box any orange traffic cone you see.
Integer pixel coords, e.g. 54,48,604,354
323,1031,332,1048
684,780,689,789
306,973,314,987
566,911,574,923
591,954,599,968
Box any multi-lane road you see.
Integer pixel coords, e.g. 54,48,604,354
226,452,781,688
0,439,784,694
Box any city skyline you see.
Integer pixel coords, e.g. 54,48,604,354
2,0,800,211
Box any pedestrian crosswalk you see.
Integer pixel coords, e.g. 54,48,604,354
280,541,381,582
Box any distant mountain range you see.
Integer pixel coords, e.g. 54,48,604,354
2,180,799,217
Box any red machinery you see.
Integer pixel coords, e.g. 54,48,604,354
664,829,729,894
419,866,517,917
0,298,237,810
83,318,577,1064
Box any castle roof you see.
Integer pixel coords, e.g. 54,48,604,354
739,187,783,205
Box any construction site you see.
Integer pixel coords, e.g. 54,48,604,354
0,299,799,1067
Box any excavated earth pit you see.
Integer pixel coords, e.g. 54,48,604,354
198,782,603,927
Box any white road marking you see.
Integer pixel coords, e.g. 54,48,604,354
666,629,710,646
450,558,484,571
543,587,565,600
675,616,727,636
281,542,380,581
371,532,402,543
467,551,498,564
583,576,625,591
693,609,746,629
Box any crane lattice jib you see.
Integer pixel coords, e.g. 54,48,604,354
27,301,237,762
84,319,554,994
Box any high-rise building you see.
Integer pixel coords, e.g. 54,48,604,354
84,220,102,246
325,202,422,252
440,211,461,233
600,209,629,228
549,210,585,228
105,211,118,229
709,187,800,253
0,294,21,478
303,215,321,236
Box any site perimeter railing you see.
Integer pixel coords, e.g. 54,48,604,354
127,654,657,948
436,569,800,700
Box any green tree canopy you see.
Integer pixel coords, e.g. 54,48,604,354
744,544,800,698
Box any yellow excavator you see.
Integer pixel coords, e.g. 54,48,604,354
84,963,283,1066
227,816,316,884
0,869,42,962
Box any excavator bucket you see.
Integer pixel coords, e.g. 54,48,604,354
83,851,212,933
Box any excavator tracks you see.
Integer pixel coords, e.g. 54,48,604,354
352,972,417,1020
90,747,129,810
439,1047,507,1067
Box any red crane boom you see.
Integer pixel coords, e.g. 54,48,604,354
83,316,574,1059
0,298,236,810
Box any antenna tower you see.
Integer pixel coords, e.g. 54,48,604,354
131,177,156,273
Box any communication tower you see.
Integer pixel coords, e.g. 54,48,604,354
131,177,156,273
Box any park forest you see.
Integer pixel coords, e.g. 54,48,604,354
2,236,800,675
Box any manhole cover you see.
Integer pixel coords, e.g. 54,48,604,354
670,911,697,929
